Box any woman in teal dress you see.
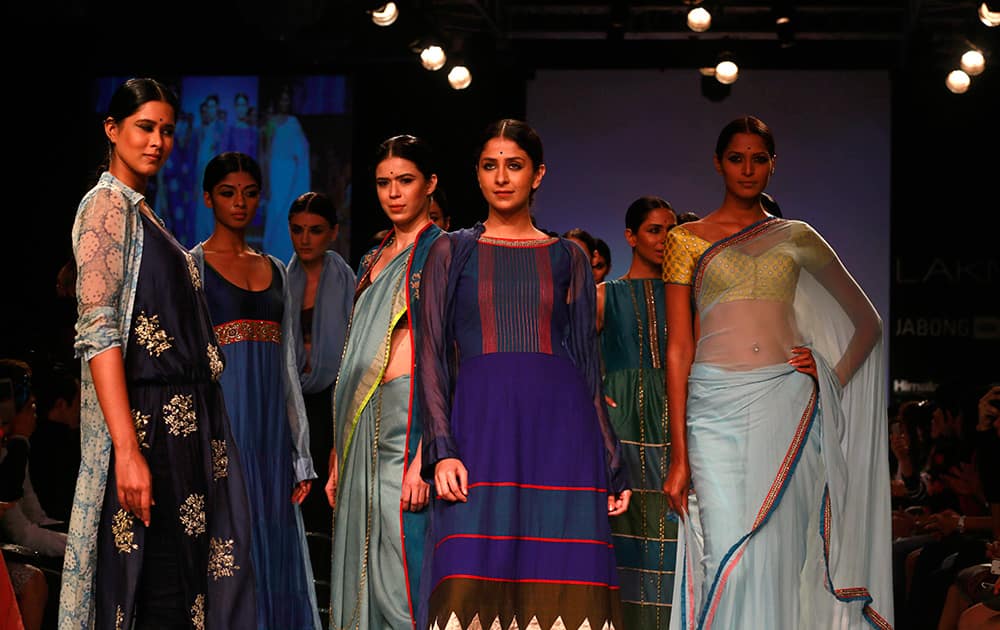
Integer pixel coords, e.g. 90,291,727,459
326,135,442,630
192,152,321,630
597,195,678,630
661,116,892,629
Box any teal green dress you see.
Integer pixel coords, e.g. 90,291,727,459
601,277,677,630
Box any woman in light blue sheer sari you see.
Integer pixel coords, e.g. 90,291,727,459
662,116,893,629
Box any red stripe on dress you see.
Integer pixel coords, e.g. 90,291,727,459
479,243,498,354
435,533,613,549
213,319,281,345
435,574,620,589
468,481,607,493
535,247,553,354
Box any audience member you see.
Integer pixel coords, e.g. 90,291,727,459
28,364,80,523
592,237,611,283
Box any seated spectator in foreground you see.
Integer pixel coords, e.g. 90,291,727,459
28,363,80,523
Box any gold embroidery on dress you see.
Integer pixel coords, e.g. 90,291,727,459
132,409,151,449
410,271,422,301
134,311,174,357
208,537,240,580
211,439,229,480
112,508,138,553
185,252,203,290
179,493,206,537
191,594,206,630
207,344,223,380
115,605,124,630
213,319,282,346
163,394,198,437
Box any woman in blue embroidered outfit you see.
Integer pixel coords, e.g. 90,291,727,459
62,78,256,629
417,119,631,630
661,115,892,629
597,196,678,630
191,151,321,629
326,134,442,630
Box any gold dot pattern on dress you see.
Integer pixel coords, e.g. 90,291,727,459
211,439,229,480
115,605,124,630
179,493,207,537
208,537,241,580
134,311,174,357
163,394,198,437
112,509,138,553
662,227,710,286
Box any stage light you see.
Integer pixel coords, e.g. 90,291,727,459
371,3,398,27
447,65,472,90
420,45,447,71
979,2,1000,27
961,49,986,75
687,7,712,32
716,59,739,84
945,69,971,93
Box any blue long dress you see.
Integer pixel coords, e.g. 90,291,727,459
417,225,629,630
202,257,321,630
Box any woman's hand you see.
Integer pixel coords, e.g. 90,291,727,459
434,458,468,503
608,490,632,516
663,460,691,519
789,346,818,382
291,480,311,505
115,446,153,527
325,462,338,508
401,463,430,512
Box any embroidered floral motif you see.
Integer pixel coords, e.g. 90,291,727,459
191,594,206,630
179,493,206,537
163,394,197,437
208,537,240,580
115,605,124,630
132,409,151,448
134,311,174,357
206,344,223,381
185,252,202,290
410,271,422,301
213,319,281,346
211,439,229,480
112,508,138,553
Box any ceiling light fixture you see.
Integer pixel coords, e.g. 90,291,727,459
371,3,398,27
960,49,986,75
979,2,1000,27
447,65,472,90
687,7,712,32
420,45,447,71
945,69,971,93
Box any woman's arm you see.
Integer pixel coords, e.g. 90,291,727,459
90,349,151,526
663,282,695,517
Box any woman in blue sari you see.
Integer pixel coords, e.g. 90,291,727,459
192,152,321,630
662,116,892,629
326,135,442,630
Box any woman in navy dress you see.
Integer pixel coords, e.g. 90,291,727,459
417,119,631,630
192,152,321,629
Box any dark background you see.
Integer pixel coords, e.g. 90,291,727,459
3,0,997,402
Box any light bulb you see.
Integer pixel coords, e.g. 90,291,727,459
960,49,986,76
979,2,1000,27
687,7,712,32
945,69,971,94
420,45,447,71
447,66,472,90
371,3,398,27
715,60,739,84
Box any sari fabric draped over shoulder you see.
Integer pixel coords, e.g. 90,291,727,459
663,218,893,630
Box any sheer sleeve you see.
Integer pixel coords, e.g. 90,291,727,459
73,186,129,362
418,234,459,480
564,241,629,494
662,227,699,286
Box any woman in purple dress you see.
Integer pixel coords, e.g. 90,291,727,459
417,119,631,630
